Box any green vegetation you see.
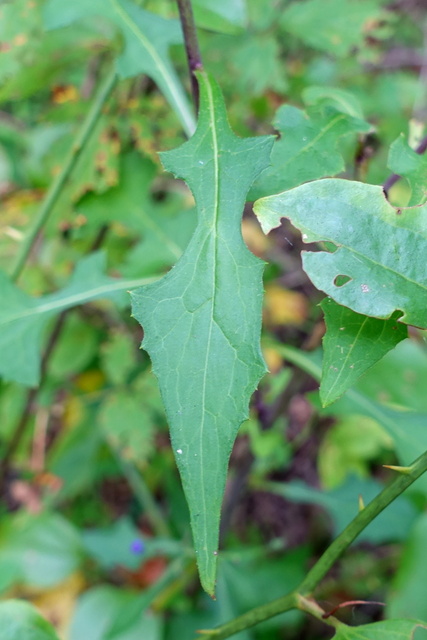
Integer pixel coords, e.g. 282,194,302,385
1,0,427,638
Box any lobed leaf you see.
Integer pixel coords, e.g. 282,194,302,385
43,0,195,135
320,298,407,407
250,104,371,200
131,71,274,595
254,179,427,328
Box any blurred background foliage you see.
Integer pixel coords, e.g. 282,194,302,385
1,0,427,638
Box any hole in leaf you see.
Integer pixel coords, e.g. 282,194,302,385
334,275,352,287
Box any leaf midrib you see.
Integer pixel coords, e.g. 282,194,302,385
322,313,369,402
197,74,220,570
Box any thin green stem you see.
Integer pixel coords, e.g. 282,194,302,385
196,593,298,639
299,449,427,595
195,449,427,640
112,447,171,538
10,68,117,282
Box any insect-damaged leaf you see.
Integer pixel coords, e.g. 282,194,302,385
254,179,427,328
131,72,274,595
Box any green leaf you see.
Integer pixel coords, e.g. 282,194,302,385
278,346,427,492
43,0,195,136
131,71,274,595
101,332,137,386
0,253,154,386
388,135,427,205
70,586,163,640
333,619,427,640
302,86,366,120
387,513,427,620
82,517,145,571
357,340,427,413
318,414,392,488
0,512,82,593
0,600,60,640
267,475,417,542
254,179,427,328
280,0,388,57
77,153,196,277
49,312,100,379
98,389,155,465
320,298,407,407
193,0,247,34
217,548,307,634
0,0,90,104
250,105,371,200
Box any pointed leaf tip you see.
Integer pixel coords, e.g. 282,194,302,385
131,71,274,594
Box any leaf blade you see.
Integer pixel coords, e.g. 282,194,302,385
254,179,427,327
320,298,407,407
131,72,274,595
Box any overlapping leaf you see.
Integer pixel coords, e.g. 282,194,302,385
388,134,427,205
320,298,407,406
254,179,427,327
249,104,371,200
131,71,274,595
43,0,195,135
0,253,153,386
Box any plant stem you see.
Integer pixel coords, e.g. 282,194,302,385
298,449,427,594
383,133,427,196
113,449,172,538
0,311,67,492
10,68,117,282
176,0,203,112
196,593,298,639
195,449,427,640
